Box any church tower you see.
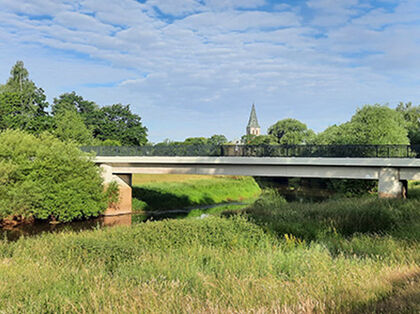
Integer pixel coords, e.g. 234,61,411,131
246,103,261,136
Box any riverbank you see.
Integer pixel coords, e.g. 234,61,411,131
1,179,419,312
132,174,261,212
1,194,419,312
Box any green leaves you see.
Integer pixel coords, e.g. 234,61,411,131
0,130,107,222
268,118,315,145
315,104,410,145
1,62,148,145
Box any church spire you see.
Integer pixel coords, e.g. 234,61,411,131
246,103,261,136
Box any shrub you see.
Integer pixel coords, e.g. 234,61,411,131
0,129,107,222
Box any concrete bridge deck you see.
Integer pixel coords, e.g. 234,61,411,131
95,156,420,215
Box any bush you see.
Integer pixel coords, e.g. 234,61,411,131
0,129,107,222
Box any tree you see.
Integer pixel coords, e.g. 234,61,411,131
93,104,148,146
241,134,277,145
54,110,94,145
208,134,228,146
396,102,420,145
315,104,410,145
183,137,208,145
314,124,349,145
52,92,98,117
345,105,409,144
268,118,315,144
0,61,50,133
0,129,107,222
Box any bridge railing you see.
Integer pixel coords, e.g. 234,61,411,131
81,144,420,158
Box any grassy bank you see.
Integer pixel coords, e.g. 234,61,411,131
1,192,419,312
132,174,261,212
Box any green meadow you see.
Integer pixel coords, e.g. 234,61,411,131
0,181,419,313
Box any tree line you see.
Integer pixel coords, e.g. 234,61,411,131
1,61,419,147
241,105,419,146
0,61,148,146
156,104,419,147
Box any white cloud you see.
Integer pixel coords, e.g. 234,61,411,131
54,11,115,33
147,0,203,16
204,0,266,10
306,0,361,26
0,0,74,16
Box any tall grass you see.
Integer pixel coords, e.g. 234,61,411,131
1,182,418,312
244,190,420,240
1,212,419,312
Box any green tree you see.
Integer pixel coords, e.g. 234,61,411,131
314,124,350,145
241,134,277,145
268,118,315,144
54,110,94,145
315,105,410,145
0,129,107,222
93,104,148,146
396,102,420,145
95,139,122,146
183,137,208,145
208,134,228,146
52,92,98,117
345,105,409,144
0,61,50,133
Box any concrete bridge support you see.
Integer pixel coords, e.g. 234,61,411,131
378,167,405,198
100,164,132,216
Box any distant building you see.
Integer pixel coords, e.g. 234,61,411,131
246,103,261,136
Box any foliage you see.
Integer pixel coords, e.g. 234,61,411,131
52,93,149,146
0,61,51,133
53,110,94,144
0,62,148,144
183,137,208,145
92,103,148,146
313,124,348,144
268,118,315,144
52,91,98,116
241,134,277,145
104,181,120,208
208,134,228,145
346,105,409,144
326,178,377,197
316,104,410,145
396,102,420,145
0,129,107,222
95,139,122,146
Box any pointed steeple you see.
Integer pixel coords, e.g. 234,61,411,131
246,103,261,136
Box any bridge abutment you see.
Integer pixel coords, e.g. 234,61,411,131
100,164,132,216
378,167,405,198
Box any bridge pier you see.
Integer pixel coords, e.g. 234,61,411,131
378,167,405,198
100,164,132,216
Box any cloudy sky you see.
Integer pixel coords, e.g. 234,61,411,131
1,0,419,142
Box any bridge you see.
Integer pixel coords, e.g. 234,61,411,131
86,145,420,215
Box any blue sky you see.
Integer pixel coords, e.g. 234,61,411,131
1,0,419,142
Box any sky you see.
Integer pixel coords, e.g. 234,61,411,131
0,0,420,142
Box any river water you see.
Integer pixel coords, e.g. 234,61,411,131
1,184,333,241
1,202,246,241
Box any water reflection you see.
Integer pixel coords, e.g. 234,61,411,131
102,215,132,227
1,202,245,242
2,215,133,242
